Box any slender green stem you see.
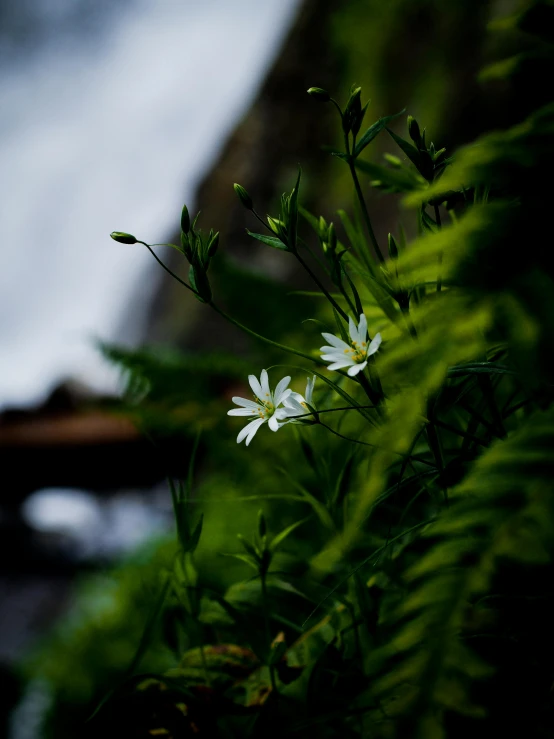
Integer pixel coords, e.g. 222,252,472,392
432,418,488,447
261,572,278,694
329,97,344,120
357,371,382,409
295,252,350,321
251,208,274,233
319,422,374,447
319,420,437,468
286,405,375,420
141,242,198,296
210,303,321,366
343,135,385,264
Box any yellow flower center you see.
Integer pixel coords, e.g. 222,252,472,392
343,341,366,363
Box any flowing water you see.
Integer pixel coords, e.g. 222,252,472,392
0,0,299,410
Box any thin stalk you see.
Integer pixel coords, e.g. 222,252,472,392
260,572,278,694
357,370,383,409
319,422,375,447
284,405,376,420
210,303,321,366
344,134,385,264
433,418,488,447
252,206,350,320
295,251,350,321
141,242,198,296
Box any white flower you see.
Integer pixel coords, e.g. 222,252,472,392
276,376,316,424
320,313,381,377
227,369,292,446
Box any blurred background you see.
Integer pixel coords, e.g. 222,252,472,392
0,0,533,736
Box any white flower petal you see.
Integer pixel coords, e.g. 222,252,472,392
238,417,265,445
259,369,271,399
327,360,356,371
268,414,282,432
320,345,350,355
273,376,292,405
285,397,306,414
248,374,263,399
357,313,368,344
286,391,304,405
305,376,315,405
348,316,357,343
321,332,349,350
321,352,350,362
347,360,367,377
228,408,259,416
368,332,382,356
231,397,260,409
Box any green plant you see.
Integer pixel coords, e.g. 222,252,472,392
24,2,554,737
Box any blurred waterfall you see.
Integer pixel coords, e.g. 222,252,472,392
0,0,299,409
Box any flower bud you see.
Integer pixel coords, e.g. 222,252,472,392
267,216,287,241
110,231,137,244
345,86,362,115
327,222,337,252
233,183,253,210
383,153,403,168
181,204,190,234
318,216,328,240
207,230,219,259
407,115,422,146
307,87,330,102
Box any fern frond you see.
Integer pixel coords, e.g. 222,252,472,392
367,407,554,737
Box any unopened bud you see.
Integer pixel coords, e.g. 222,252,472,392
233,183,253,210
110,231,137,244
407,115,422,145
345,87,362,118
181,204,190,234
383,153,402,168
307,87,330,102
267,216,287,241
318,216,327,239
207,231,219,258
328,222,337,252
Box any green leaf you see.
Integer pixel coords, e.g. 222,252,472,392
276,466,335,531
237,533,260,560
355,159,426,193
386,127,425,171
246,230,288,250
220,552,259,571
269,517,309,553
447,363,517,377
187,513,203,553
354,109,405,157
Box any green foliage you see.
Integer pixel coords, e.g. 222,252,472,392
21,2,554,737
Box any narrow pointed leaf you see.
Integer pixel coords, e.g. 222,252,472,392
246,230,289,250
354,109,406,157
